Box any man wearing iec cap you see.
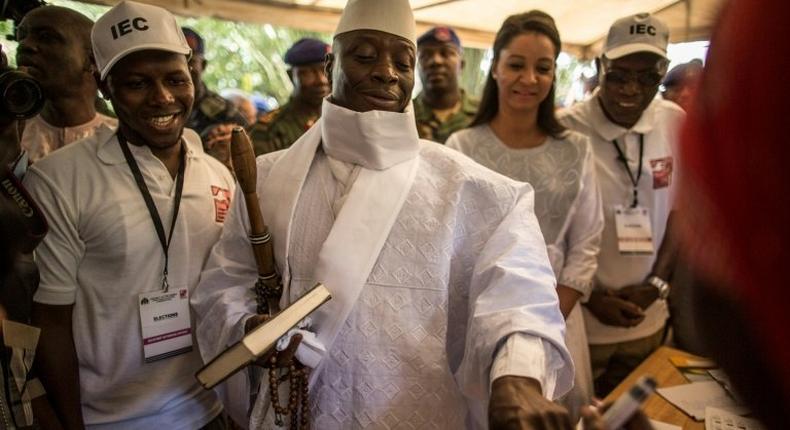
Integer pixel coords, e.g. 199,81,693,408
559,13,684,396
194,0,574,428
248,37,330,155
24,1,234,428
413,26,479,144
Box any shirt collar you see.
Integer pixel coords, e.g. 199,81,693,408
96,125,204,165
589,89,658,141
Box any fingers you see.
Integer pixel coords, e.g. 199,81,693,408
204,134,232,150
275,333,303,367
616,299,644,316
580,405,605,430
244,314,269,334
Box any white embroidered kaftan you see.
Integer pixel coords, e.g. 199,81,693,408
447,126,604,420
193,104,573,429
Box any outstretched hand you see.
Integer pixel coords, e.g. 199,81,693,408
489,375,573,430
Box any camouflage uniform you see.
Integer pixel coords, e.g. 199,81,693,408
413,90,479,144
247,99,319,155
187,89,249,139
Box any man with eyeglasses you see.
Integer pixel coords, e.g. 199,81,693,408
559,13,683,397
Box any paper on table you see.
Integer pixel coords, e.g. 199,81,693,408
656,381,750,421
705,407,765,430
649,420,682,430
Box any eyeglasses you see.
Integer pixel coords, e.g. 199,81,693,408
603,68,664,87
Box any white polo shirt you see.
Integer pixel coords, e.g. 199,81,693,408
559,94,684,344
24,124,234,429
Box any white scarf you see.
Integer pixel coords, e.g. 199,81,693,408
259,98,421,369
321,99,419,170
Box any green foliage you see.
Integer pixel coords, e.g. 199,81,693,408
178,19,327,103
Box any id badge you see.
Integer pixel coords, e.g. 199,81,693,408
614,205,655,255
138,288,193,362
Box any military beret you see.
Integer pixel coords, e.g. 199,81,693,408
181,27,205,56
284,38,330,67
417,26,461,49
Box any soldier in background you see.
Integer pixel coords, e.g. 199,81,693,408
248,37,330,155
182,27,248,167
413,26,478,143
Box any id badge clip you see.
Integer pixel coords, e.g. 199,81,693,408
614,205,655,255
138,288,193,362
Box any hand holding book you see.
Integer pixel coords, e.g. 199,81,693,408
195,283,331,390
245,313,303,369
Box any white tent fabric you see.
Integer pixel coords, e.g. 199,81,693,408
82,0,724,56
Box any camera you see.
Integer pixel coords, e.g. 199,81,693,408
0,68,44,120
1,0,46,26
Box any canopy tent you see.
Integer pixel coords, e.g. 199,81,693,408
81,0,725,58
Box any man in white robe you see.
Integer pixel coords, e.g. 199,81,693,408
193,0,573,428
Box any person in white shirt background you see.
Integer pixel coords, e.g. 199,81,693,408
559,13,683,397
446,10,603,424
15,5,117,162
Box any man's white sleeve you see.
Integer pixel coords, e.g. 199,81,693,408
455,184,574,408
23,166,83,305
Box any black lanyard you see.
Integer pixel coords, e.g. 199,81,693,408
118,132,186,291
611,134,644,207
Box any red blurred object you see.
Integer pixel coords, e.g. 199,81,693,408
679,0,790,398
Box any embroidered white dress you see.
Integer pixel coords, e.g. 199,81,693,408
193,102,573,429
447,125,603,421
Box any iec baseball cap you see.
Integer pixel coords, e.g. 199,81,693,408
92,1,191,80
603,13,669,60
417,27,461,49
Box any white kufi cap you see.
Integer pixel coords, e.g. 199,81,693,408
92,0,191,80
334,0,416,45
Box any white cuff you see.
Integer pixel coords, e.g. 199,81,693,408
490,333,560,399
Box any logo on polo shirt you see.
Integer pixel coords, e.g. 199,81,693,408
110,17,149,40
650,156,673,189
211,185,231,223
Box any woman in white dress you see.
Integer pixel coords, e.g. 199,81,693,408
446,10,603,422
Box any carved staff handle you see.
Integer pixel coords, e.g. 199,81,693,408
230,128,282,315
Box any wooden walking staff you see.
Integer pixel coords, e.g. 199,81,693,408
229,128,309,428
230,128,282,316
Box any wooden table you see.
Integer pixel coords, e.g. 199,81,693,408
603,346,705,429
